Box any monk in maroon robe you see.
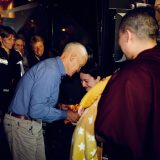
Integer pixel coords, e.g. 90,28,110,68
95,7,160,160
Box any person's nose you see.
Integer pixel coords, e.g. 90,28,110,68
20,46,24,50
35,47,40,54
82,81,86,88
37,48,40,53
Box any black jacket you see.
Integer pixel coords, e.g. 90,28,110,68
0,47,22,113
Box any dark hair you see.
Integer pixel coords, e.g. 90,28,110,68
0,25,16,38
15,34,26,42
30,35,44,47
119,7,159,40
80,59,103,79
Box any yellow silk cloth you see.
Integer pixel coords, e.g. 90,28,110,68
70,76,110,160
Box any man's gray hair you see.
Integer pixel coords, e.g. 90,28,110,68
63,42,88,57
119,7,159,40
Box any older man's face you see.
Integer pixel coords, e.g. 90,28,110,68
67,55,87,77
14,39,25,54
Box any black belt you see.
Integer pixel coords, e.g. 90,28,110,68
8,112,31,121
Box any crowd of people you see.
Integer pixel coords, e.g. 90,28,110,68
0,6,160,160
0,24,56,159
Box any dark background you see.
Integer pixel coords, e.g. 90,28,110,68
0,0,157,159
2,0,157,74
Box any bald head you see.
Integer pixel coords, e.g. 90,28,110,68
63,42,88,61
60,42,88,76
118,7,158,59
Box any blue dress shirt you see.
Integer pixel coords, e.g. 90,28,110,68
9,57,67,122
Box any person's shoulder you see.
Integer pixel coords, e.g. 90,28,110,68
41,57,57,65
9,50,23,64
11,50,22,59
116,60,149,81
36,57,58,71
0,47,7,57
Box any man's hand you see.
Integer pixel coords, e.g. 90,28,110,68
59,103,69,110
66,110,80,123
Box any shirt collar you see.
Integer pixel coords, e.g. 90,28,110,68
55,56,66,77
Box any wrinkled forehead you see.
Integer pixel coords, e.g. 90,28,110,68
15,39,24,45
32,41,44,47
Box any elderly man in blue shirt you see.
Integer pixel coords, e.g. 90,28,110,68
3,42,88,160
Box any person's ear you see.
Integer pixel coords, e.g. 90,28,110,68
69,54,76,63
126,30,133,43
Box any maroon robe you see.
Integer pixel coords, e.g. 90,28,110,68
95,46,160,160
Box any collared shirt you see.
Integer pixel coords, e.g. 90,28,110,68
9,57,67,122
